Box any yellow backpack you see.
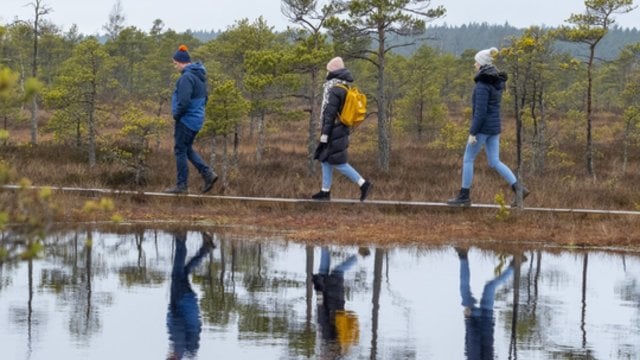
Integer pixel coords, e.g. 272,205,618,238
335,84,367,128
334,310,359,353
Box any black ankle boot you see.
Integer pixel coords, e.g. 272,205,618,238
511,182,530,207
202,171,218,193
447,188,471,206
359,180,372,202
311,190,331,201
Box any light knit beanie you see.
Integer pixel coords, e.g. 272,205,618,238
474,47,499,66
326,56,345,72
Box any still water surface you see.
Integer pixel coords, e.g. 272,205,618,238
1,230,639,359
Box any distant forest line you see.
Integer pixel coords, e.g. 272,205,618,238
188,23,640,60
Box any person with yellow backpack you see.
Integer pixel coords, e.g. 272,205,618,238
312,56,372,202
313,246,369,356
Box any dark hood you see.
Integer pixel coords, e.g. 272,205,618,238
183,62,207,82
326,68,354,83
474,64,508,90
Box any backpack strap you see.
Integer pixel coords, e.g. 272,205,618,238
331,83,350,126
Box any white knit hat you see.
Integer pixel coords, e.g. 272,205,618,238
326,56,345,72
474,47,499,66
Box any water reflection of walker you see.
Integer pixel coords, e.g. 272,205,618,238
455,247,524,360
313,246,370,356
166,232,214,360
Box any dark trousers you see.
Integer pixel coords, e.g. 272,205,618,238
173,121,210,187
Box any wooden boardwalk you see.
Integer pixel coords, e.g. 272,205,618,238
3,184,640,216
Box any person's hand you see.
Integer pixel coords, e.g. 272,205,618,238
467,134,477,145
320,134,328,143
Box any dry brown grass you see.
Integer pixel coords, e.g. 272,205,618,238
2,113,640,247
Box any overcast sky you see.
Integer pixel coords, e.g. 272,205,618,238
3,0,640,35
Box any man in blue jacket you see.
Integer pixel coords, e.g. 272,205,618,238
166,231,214,359
165,45,217,194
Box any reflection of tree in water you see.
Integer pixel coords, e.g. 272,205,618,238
0,257,15,291
6,231,106,347
614,255,640,360
38,231,120,344
199,237,301,341
199,237,240,326
64,232,104,342
506,250,640,359
117,230,165,287
8,257,47,359
503,250,540,356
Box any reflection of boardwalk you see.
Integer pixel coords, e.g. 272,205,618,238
4,184,640,216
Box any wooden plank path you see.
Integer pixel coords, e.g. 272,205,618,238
3,184,640,216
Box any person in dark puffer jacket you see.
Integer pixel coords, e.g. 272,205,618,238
311,57,372,202
447,47,529,207
164,45,217,195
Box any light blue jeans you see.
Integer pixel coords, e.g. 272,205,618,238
462,134,517,189
459,257,513,311
319,246,357,276
321,162,362,190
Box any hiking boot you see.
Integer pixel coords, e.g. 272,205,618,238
311,190,331,201
454,247,468,259
312,274,325,292
358,247,371,257
164,185,187,194
202,171,218,194
360,180,372,202
201,232,216,251
447,188,471,206
509,254,528,267
511,182,530,207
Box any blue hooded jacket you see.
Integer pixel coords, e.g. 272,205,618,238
469,65,508,136
172,62,208,132
167,237,210,359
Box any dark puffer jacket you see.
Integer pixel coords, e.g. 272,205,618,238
319,69,354,165
469,65,508,136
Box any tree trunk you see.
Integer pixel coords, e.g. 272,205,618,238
30,2,40,145
88,108,96,168
76,118,82,148
256,111,265,163
622,117,631,173
222,134,229,189
209,135,217,171
417,99,424,141
512,62,524,209
155,97,166,151
586,46,595,179
3,115,7,146
30,98,38,145
233,124,240,169
88,82,97,168
377,29,390,172
307,69,319,176
249,115,256,139
534,87,547,173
